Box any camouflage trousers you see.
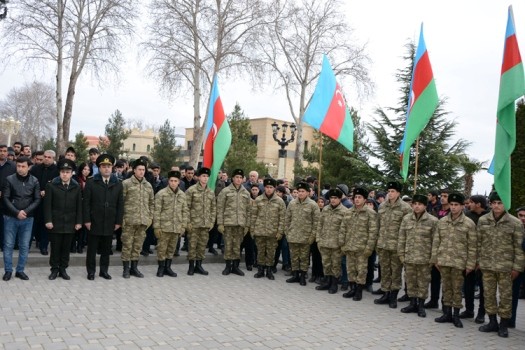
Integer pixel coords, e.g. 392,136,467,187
121,224,147,261
289,242,310,271
378,248,403,291
440,266,464,309
187,227,210,261
223,226,244,260
156,231,180,261
254,236,278,266
405,263,432,299
345,251,368,285
482,270,513,318
319,246,342,277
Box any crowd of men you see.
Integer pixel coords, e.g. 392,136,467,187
1,142,524,339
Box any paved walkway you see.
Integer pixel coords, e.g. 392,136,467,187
0,263,524,349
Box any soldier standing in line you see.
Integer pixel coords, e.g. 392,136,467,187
154,171,188,277
186,167,216,275
315,188,348,294
285,182,320,286
374,181,412,308
339,187,378,301
398,194,438,317
477,192,525,338
217,169,251,277
431,192,477,328
250,178,286,280
120,159,154,278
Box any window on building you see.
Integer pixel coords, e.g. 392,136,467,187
147,145,151,152
251,135,258,145
304,140,309,151
187,140,193,151
133,143,136,151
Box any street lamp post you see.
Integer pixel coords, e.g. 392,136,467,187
271,121,296,179
0,116,21,146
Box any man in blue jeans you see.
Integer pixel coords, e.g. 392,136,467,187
2,157,41,281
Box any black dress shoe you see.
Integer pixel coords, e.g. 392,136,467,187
3,272,12,281
15,272,29,280
49,271,59,280
246,265,253,271
40,249,49,256
99,272,112,280
87,274,95,280
59,270,70,280
208,247,218,256
372,288,385,295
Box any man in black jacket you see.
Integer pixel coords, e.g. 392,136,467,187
2,157,41,281
83,154,124,280
0,144,16,251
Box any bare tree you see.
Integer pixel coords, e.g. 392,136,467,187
1,1,136,154
257,0,372,170
0,81,55,149
143,0,268,167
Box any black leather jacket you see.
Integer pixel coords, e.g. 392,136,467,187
2,173,41,217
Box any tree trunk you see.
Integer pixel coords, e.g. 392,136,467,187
55,0,64,154
60,73,78,154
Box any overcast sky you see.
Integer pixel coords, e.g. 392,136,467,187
0,1,523,195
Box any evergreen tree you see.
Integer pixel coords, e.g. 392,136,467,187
511,98,525,211
99,109,131,157
42,137,57,152
69,131,89,163
223,103,266,176
150,119,181,176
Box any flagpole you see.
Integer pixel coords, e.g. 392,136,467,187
413,137,420,195
318,135,323,199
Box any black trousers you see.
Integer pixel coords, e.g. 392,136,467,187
310,242,324,277
86,234,112,274
429,265,441,301
49,232,75,271
464,269,484,312
142,225,156,252
366,251,376,286
240,233,255,266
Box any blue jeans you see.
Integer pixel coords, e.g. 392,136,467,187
3,215,34,273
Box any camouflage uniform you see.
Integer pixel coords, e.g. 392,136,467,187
216,183,251,260
154,186,188,261
430,212,477,309
186,183,216,261
377,198,412,292
398,211,438,299
121,176,154,262
339,206,378,285
285,197,320,272
250,193,286,267
478,211,525,319
317,203,347,278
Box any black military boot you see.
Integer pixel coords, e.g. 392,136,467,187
475,308,486,324
156,261,165,277
195,260,209,275
316,275,331,291
266,266,275,280
479,314,499,332
459,309,474,319
254,265,265,278
231,260,245,276
424,299,439,309
122,261,130,279
389,290,399,309
286,271,300,283
453,308,463,328
374,291,390,305
328,276,338,294
187,260,195,275
401,298,418,313
343,283,356,298
353,284,363,301
222,260,232,275
164,259,177,277
498,318,509,338
372,288,385,295
299,271,307,286
435,306,453,323
398,293,410,302
417,298,426,317
130,261,144,278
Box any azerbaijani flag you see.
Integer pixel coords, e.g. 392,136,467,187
491,5,525,209
398,24,439,181
203,75,231,190
302,55,354,152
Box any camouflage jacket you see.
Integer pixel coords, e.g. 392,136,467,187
250,193,286,238
398,211,438,264
477,211,525,272
430,212,477,270
339,206,378,253
122,175,154,227
377,198,412,251
153,186,188,234
285,197,320,244
216,183,251,227
317,204,348,249
186,183,216,229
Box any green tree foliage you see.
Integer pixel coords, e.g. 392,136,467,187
367,41,473,194
99,109,131,157
42,137,57,152
511,99,525,211
222,103,266,176
69,131,89,163
150,119,181,176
